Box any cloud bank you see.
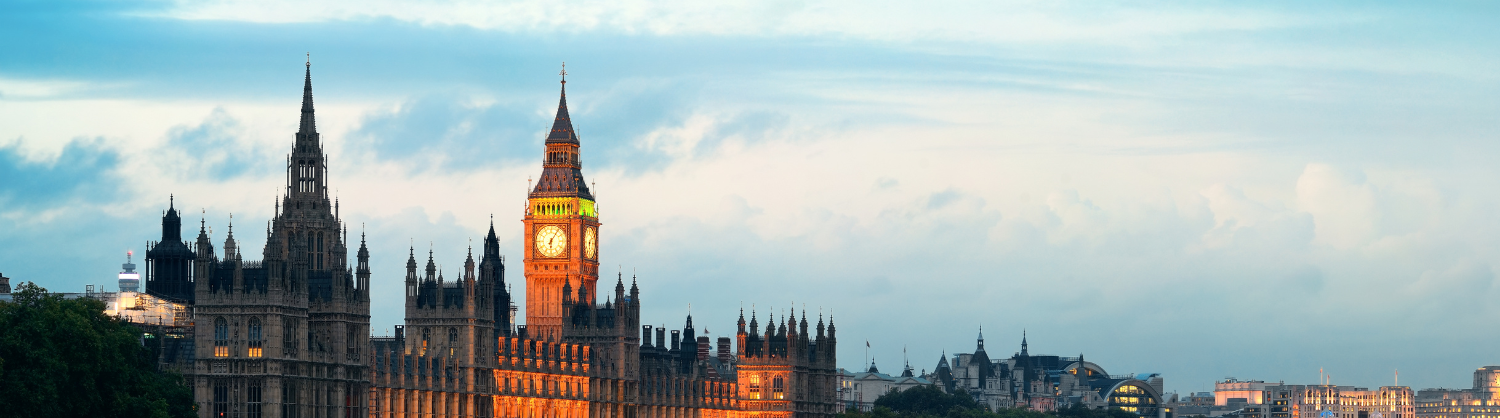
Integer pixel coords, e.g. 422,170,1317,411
4,0,1500,394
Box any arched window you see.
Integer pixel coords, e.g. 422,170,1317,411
421,328,430,356
748,374,762,400
773,376,785,399
448,328,458,358
248,317,263,357
214,317,229,357
346,325,359,361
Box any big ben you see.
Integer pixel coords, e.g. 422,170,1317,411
523,67,600,342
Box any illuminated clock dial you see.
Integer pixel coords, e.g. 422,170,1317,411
584,227,597,259
535,225,567,257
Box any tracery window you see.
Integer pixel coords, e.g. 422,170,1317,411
773,376,785,400
248,317,263,357
282,381,299,418
346,325,359,361
283,317,299,356
214,317,229,357
248,383,263,418
421,328,430,356
749,374,762,400
213,382,229,417
448,328,458,358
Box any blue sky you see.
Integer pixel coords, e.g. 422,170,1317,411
4,0,1500,394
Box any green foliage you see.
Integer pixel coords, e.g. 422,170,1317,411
837,385,1138,418
0,282,194,418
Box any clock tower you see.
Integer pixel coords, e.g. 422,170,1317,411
523,68,600,342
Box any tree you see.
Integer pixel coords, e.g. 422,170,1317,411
838,385,1138,418
0,282,194,418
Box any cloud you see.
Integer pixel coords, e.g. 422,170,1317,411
345,94,543,169
155,0,1305,45
0,137,122,213
158,107,278,180
9,0,1500,394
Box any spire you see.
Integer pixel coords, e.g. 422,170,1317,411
356,228,369,270
424,248,436,280
548,62,578,144
406,246,417,272
1021,329,1029,356
223,213,237,259
298,55,318,137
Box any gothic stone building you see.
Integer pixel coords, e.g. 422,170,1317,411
143,61,371,418
931,331,1164,417
145,63,837,418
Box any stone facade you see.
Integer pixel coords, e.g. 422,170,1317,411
937,331,1164,417
146,63,838,418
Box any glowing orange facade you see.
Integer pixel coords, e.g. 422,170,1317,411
734,309,842,418
522,76,600,343
367,74,837,418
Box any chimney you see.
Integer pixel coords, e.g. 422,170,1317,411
670,330,681,354
656,327,667,352
717,337,732,363
642,325,654,348
697,336,711,360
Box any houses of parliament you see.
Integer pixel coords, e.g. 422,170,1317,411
139,62,840,418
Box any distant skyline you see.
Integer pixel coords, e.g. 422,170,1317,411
4,1,1500,394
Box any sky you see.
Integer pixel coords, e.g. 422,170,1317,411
4,0,1500,394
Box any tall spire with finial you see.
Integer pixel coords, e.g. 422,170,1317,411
549,62,577,144
299,53,318,138
530,62,592,199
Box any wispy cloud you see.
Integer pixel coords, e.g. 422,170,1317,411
6,0,1500,393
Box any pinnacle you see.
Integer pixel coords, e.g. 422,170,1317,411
546,78,578,144
298,60,318,136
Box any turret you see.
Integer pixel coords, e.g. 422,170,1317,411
480,219,509,336
629,275,639,305
464,245,476,293
223,216,238,261
404,247,418,308
425,250,437,283
356,230,370,300
615,273,625,303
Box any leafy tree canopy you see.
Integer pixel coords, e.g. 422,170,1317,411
0,282,194,418
840,385,1140,418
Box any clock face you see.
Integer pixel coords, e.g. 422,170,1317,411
535,225,567,257
584,227,597,259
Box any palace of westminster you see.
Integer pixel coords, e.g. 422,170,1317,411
132,63,842,418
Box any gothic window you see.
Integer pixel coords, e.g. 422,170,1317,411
282,318,298,356
773,376,785,400
448,328,458,358
213,382,229,417
214,317,229,357
346,326,359,361
421,328,430,356
749,374,762,400
283,381,298,418
247,383,263,418
474,329,486,362
248,317,263,358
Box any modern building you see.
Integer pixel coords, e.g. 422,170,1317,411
933,330,1166,417
138,62,839,418
1187,378,1413,418
119,251,141,292
1217,379,1274,406
1416,366,1500,418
